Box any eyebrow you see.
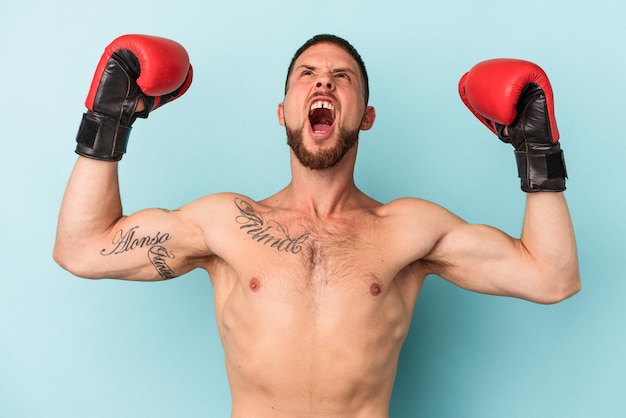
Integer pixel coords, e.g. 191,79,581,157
295,64,357,75
332,67,356,75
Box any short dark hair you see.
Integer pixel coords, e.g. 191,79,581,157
285,34,369,104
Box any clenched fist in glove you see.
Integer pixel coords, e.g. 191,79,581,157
458,59,567,192
75,34,193,161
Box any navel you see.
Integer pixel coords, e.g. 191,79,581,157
249,277,261,292
370,282,382,296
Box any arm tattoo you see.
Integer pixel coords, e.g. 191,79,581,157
148,245,176,279
101,225,176,280
234,198,309,254
100,226,172,255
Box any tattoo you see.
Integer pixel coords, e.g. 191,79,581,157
148,245,176,279
100,226,171,256
234,198,309,254
101,225,176,280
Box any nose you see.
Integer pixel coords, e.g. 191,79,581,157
316,81,333,89
315,73,334,90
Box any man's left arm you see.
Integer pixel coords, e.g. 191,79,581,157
425,58,580,303
521,191,580,299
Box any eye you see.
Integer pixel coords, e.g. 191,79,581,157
334,71,350,80
301,69,314,76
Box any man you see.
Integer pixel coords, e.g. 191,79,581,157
54,33,580,417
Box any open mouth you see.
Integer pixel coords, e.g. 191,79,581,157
309,100,335,135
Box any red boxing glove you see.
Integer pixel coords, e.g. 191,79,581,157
76,34,193,161
459,59,566,192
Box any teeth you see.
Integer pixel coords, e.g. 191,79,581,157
310,101,335,113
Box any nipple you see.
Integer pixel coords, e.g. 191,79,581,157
370,282,381,296
249,277,261,292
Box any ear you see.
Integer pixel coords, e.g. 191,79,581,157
359,106,376,131
277,102,286,126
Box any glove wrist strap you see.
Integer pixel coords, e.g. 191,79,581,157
515,143,567,192
75,112,131,162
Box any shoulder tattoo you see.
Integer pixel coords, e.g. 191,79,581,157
234,198,309,255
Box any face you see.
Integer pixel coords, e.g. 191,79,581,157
278,43,375,170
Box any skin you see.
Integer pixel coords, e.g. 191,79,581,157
54,43,580,417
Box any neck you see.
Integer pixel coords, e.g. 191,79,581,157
279,146,362,218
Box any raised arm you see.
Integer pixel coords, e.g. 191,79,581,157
424,59,580,304
53,35,200,281
424,193,579,304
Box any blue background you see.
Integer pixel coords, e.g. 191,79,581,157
1,0,624,417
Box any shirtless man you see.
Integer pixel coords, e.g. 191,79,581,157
53,34,581,417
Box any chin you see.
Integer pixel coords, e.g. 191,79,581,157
287,125,358,170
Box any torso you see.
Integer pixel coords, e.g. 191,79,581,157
197,192,437,417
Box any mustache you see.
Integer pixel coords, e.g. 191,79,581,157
309,92,338,102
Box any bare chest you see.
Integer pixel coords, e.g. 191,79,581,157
232,199,394,291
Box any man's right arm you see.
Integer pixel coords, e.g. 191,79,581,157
54,157,211,281
53,35,197,281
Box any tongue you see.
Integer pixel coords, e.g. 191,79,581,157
313,123,332,134
310,108,334,134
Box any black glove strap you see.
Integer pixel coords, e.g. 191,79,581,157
75,112,132,162
515,144,567,192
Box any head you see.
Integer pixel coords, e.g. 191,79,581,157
279,34,375,170
285,34,370,105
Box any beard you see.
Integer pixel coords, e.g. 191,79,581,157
286,124,359,170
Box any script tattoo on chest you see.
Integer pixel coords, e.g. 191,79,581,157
235,198,309,254
100,225,176,280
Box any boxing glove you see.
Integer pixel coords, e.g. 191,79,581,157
458,59,566,192
75,34,193,161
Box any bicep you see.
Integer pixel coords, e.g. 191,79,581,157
388,197,573,303
424,221,540,300
72,207,210,281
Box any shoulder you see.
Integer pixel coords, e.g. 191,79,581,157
376,197,460,223
172,192,262,232
366,197,467,267
173,192,264,257
181,192,259,213
380,198,465,239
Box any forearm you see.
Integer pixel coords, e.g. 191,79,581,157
520,192,580,299
54,157,124,271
